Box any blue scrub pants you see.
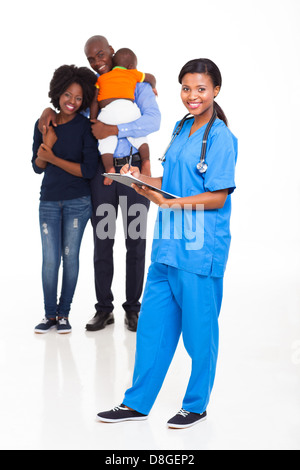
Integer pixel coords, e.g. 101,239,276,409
123,262,223,415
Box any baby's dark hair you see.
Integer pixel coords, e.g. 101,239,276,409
49,64,97,111
113,48,138,69
179,58,228,126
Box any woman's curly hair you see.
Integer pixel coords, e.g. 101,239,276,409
48,64,97,111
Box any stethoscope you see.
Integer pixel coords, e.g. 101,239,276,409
159,110,217,174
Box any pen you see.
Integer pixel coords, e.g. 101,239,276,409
128,146,133,173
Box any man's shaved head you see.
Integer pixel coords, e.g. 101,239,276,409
84,35,114,75
84,35,110,53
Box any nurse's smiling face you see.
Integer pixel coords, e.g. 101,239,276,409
181,73,220,123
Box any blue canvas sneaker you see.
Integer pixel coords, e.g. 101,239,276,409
57,317,72,334
167,409,207,429
34,318,57,334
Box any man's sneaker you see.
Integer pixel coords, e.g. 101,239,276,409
97,404,148,423
57,317,72,334
34,318,57,334
167,409,207,429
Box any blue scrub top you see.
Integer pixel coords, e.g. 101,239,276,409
151,118,238,277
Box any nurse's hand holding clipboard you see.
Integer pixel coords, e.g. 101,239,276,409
120,163,228,209
132,183,166,206
120,164,166,206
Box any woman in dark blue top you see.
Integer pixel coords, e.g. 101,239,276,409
32,65,99,334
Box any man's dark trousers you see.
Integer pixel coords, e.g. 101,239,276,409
90,160,150,315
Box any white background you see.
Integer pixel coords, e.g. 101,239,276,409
0,0,299,450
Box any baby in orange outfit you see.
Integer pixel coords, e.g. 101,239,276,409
90,48,156,165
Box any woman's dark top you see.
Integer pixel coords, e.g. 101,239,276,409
32,113,99,201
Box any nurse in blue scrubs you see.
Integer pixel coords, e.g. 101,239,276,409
97,58,238,428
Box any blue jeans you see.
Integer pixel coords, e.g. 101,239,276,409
39,196,92,319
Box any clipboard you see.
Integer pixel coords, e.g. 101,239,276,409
102,173,179,199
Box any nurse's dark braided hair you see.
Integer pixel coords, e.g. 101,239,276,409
178,59,228,127
49,64,97,112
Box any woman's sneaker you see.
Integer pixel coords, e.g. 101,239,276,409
167,409,207,429
97,404,148,423
57,317,72,334
34,318,57,334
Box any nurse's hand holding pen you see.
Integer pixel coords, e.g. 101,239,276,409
120,164,141,179
120,164,166,206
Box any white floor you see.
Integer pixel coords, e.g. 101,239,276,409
1,220,300,450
